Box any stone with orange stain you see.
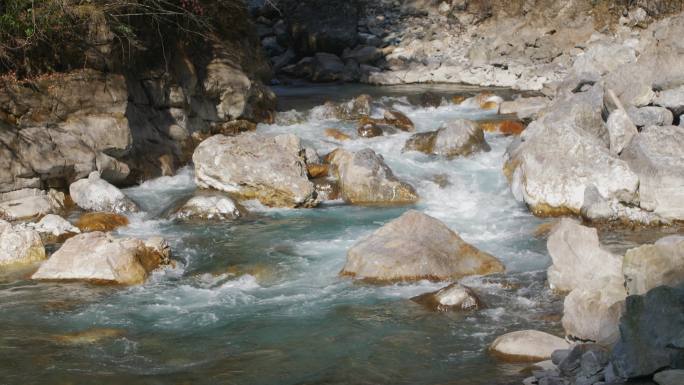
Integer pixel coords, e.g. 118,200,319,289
307,164,330,178
478,120,525,135
324,128,351,141
76,212,129,232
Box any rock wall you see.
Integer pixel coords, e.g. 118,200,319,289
0,1,275,193
252,0,684,89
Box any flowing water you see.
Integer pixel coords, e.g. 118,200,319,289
1,84,649,385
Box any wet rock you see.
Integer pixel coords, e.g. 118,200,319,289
623,235,684,296
546,219,623,292
75,212,129,233
383,109,415,132
562,285,626,346
611,285,684,378
580,185,613,221
193,133,316,208
357,118,384,138
333,94,372,120
654,369,684,385
0,219,46,268
341,210,504,282
489,330,570,362
407,92,442,108
411,283,483,311
403,119,490,158
32,232,170,285
69,172,139,213
478,120,525,135
620,125,684,221
606,109,638,155
311,177,340,201
627,106,674,128
327,148,418,205
324,128,352,141
28,214,80,244
172,194,241,221
0,188,66,221
53,328,126,345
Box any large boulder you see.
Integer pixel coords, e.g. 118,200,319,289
611,285,684,379
340,210,504,282
623,236,684,296
0,188,66,221
327,148,418,205
69,172,139,213
403,119,490,158
546,219,624,292
193,133,316,208
489,330,570,362
0,219,46,268
620,125,684,221
507,86,639,216
31,232,170,285
411,283,482,312
562,284,627,346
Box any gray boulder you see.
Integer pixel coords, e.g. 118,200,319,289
654,369,684,385
654,86,684,116
312,53,347,82
283,0,358,55
193,133,316,208
627,106,674,128
327,148,418,205
621,125,684,220
623,236,684,296
403,119,490,158
606,109,638,155
546,219,624,292
69,172,139,213
611,285,684,379
341,210,504,282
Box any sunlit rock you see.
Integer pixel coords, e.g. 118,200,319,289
341,210,504,282
490,330,570,362
69,172,139,213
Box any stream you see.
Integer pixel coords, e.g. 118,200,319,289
0,84,664,385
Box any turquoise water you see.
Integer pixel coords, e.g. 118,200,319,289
1,85,566,385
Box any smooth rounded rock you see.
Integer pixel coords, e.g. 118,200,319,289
490,330,570,362
69,172,139,213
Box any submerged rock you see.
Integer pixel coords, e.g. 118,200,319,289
404,119,490,158
489,330,570,362
620,125,684,221
546,219,623,292
32,232,171,285
411,283,483,311
0,219,46,268
69,172,139,213
623,235,684,296
0,188,66,221
382,109,415,132
324,128,351,141
341,210,504,282
193,133,316,208
611,284,684,379
357,118,384,138
327,148,418,205
172,193,241,221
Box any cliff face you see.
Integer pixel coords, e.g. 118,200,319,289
0,1,275,192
